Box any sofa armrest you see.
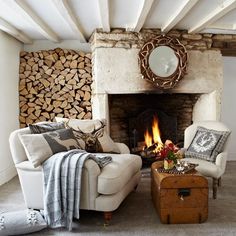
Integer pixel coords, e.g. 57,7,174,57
115,143,130,154
80,159,101,210
9,127,30,165
215,152,227,173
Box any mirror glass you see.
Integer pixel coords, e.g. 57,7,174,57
149,46,179,78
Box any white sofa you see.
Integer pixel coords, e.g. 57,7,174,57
9,127,142,223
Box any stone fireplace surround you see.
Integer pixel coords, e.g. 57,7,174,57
90,29,223,146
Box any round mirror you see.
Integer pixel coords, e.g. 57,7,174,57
139,35,188,89
149,46,179,78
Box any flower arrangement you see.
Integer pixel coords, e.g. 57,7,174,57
157,140,182,170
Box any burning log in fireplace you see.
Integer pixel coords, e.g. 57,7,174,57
140,115,163,158
138,115,180,164
140,142,159,158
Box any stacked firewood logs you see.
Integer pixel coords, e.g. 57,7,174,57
19,48,92,128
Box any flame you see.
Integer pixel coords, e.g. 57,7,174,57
144,115,163,152
144,129,153,148
152,116,163,151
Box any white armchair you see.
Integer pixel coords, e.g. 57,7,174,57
184,121,230,199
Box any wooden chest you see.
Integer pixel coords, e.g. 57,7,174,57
151,161,208,224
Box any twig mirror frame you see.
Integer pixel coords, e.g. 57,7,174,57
139,35,188,90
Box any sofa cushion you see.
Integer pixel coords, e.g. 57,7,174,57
0,210,47,235
29,121,65,134
16,153,142,195
185,126,230,163
97,153,142,195
55,117,120,154
19,128,80,168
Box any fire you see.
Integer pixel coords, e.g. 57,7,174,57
152,116,163,151
144,130,153,148
144,115,163,152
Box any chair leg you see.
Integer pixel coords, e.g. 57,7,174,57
218,177,222,187
104,211,112,226
213,178,218,199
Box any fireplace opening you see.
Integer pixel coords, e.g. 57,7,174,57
109,93,201,154
129,109,177,153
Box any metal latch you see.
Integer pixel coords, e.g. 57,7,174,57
178,188,191,200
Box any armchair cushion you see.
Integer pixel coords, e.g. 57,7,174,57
184,157,223,179
185,126,230,163
19,128,80,167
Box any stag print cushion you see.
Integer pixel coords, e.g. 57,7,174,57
29,121,65,134
185,126,230,162
19,128,81,167
55,117,121,154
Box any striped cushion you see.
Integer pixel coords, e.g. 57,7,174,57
185,126,230,163
29,122,65,134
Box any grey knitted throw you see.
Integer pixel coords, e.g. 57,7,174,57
42,149,112,230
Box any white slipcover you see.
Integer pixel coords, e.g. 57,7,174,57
9,127,142,212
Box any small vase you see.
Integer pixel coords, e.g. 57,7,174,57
164,159,174,170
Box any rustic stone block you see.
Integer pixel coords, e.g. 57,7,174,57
115,41,131,48
182,34,202,40
213,34,233,41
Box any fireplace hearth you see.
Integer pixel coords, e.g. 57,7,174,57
109,93,201,153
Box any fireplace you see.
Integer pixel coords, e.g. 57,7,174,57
108,93,201,153
91,31,223,153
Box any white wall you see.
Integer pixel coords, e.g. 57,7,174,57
0,31,23,185
222,57,236,160
0,38,90,186
23,40,91,52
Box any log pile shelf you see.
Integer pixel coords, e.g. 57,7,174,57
19,48,92,128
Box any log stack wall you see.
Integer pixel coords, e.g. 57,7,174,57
19,48,92,128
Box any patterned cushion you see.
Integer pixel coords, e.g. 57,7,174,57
0,210,46,235
55,117,121,154
19,128,80,167
185,126,230,162
29,122,65,134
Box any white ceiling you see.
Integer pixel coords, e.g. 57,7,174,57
1,0,236,44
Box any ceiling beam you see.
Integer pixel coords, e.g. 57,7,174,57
133,0,155,32
5,0,60,42
189,0,236,33
0,17,33,44
52,0,86,42
98,0,110,32
209,23,236,30
162,0,199,33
